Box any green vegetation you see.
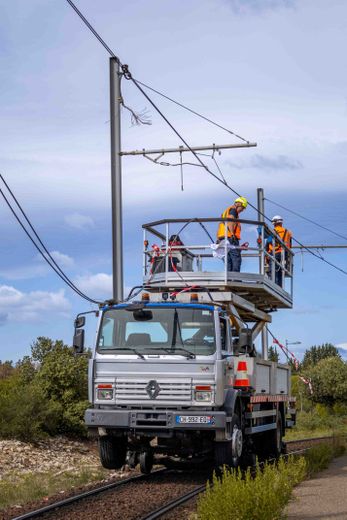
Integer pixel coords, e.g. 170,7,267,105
301,343,341,370
0,337,89,441
197,458,306,520
287,343,347,440
197,440,346,520
0,467,109,510
268,345,279,362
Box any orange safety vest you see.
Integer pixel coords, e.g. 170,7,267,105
217,205,241,240
268,225,292,254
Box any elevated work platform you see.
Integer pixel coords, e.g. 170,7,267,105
142,217,294,315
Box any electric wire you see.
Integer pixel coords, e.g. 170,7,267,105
64,0,250,143
65,0,117,58
133,78,250,143
0,177,101,305
265,197,347,243
65,0,347,278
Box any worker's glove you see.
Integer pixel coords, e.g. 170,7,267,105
240,242,249,250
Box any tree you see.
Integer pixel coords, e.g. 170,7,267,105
0,361,15,379
32,337,90,436
268,346,279,362
305,357,347,406
301,343,340,369
0,337,90,441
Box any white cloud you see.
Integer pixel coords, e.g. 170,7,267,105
74,273,112,300
0,251,74,281
49,251,74,268
64,213,95,231
0,285,71,324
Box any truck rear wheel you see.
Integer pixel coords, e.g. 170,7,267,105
215,414,243,468
99,436,127,469
261,414,283,459
270,415,283,458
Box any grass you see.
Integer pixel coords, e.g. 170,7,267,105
0,467,110,510
196,438,346,520
285,427,338,441
284,412,347,441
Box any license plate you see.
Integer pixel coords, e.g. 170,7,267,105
175,415,213,424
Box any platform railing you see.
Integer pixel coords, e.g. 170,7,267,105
142,218,294,298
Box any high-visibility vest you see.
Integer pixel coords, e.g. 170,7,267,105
217,205,241,240
268,225,292,254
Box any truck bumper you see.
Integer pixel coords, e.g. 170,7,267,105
85,408,227,431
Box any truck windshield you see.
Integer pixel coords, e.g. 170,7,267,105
98,306,216,357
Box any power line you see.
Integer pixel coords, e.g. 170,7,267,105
65,0,117,58
133,78,250,143
64,0,251,144
0,175,101,305
65,0,347,279
265,197,347,243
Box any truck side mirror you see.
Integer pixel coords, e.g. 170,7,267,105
73,328,85,354
75,316,86,328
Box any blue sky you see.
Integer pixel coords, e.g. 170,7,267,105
1,0,347,362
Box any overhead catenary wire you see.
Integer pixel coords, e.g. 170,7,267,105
65,0,347,278
265,197,347,243
0,176,101,305
132,78,250,143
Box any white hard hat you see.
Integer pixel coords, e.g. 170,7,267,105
271,215,283,223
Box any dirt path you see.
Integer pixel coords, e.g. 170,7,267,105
286,455,347,520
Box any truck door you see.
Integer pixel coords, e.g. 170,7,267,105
220,317,232,388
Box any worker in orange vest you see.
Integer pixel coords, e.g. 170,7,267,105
216,197,248,272
267,215,292,287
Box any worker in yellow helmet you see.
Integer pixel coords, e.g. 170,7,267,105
216,196,248,272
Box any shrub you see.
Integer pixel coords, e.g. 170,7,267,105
197,457,306,520
0,337,90,441
0,376,62,441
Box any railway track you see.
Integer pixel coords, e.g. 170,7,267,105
8,436,336,520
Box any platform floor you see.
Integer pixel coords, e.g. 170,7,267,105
285,455,347,519
145,270,293,311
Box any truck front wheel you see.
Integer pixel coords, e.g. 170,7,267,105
99,435,127,469
215,414,243,468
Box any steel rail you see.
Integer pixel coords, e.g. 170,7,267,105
140,484,206,520
11,468,168,520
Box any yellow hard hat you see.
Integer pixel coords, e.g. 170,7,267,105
234,196,248,208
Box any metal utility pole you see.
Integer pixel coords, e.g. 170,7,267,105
110,57,123,302
257,188,268,360
257,188,265,275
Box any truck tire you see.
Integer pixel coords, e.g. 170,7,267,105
271,414,283,458
99,436,127,469
139,450,153,474
215,414,243,468
263,414,283,459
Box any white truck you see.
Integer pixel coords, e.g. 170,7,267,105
74,216,296,472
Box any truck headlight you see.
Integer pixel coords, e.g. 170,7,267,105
195,391,212,402
194,385,212,402
96,384,114,400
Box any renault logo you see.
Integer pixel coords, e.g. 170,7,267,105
146,380,161,399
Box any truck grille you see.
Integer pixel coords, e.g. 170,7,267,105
115,378,192,404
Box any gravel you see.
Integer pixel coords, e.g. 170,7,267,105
39,471,209,520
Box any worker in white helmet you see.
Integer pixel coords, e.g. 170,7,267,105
267,215,292,287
